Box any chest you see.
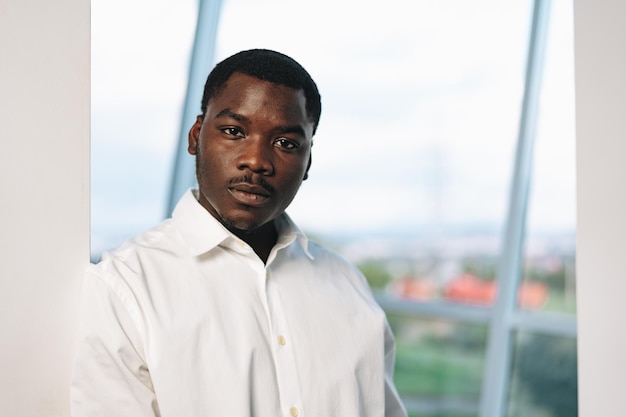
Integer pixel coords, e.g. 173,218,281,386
135,253,387,416
141,253,385,373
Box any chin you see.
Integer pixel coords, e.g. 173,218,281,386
220,214,269,234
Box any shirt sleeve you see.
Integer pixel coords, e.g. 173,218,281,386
384,318,408,417
339,256,408,416
70,267,161,417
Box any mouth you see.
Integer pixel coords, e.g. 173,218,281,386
228,184,271,207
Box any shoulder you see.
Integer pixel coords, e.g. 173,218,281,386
97,218,183,272
87,219,185,302
304,240,375,295
307,240,360,272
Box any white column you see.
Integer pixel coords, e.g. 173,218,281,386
0,0,90,416
574,1,626,416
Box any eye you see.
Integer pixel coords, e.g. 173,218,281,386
220,127,244,138
274,138,299,151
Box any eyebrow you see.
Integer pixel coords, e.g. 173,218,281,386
215,108,307,138
215,108,248,122
276,125,307,138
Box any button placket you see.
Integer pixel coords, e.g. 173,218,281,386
265,274,305,417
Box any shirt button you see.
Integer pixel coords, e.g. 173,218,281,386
278,335,286,346
290,406,299,417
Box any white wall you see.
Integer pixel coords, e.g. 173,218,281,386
0,1,90,416
575,1,626,416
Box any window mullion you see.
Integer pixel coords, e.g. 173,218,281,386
167,0,224,216
479,1,552,417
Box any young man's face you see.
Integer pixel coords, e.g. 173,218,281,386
188,72,314,233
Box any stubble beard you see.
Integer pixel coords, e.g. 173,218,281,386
195,153,272,234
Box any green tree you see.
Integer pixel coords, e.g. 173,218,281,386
357,259,393,289
515,334,577,417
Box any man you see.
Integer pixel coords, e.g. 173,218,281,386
71,49,407,417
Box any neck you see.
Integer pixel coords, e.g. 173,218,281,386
230,221,278,264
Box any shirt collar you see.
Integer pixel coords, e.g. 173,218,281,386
273,211,314,260
173,189,313,259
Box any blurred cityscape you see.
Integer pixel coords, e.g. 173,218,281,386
314,230,577,417
315,230,576,313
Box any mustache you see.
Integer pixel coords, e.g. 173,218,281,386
228,174,274,193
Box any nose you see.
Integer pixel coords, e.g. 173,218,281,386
236,138,274,175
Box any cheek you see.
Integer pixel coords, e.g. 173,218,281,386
196,150,221,185
198,144,222,169
282,161,308,191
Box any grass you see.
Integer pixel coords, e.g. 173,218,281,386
394,342,483,397
389,316,485,398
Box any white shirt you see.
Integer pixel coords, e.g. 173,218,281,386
71,190,407,417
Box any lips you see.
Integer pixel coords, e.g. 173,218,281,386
228,183,271,207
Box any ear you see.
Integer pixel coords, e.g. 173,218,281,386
188,115,204,155
303,154,312,181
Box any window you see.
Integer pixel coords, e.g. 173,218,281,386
90,0,197,260
92,1,577,416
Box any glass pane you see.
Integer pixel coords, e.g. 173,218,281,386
507,331,577,417
216,1,532,413
389,315,486,417
522,0,576,314
216,0,531,303
91,0,197,260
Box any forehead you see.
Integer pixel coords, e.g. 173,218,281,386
207,72,310,125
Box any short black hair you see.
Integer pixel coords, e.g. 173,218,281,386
200,49,322,135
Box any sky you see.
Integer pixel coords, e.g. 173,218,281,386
91,0,576,256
